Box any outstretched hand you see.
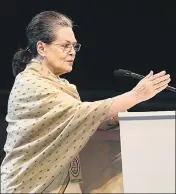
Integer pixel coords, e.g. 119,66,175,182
132,70,171,102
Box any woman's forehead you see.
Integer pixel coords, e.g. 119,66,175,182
55,27,77,43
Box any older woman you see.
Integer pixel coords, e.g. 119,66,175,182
1,11,170,193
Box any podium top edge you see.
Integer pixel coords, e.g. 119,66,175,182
118,111,175,119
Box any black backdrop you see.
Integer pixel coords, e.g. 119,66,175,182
0,0,176,162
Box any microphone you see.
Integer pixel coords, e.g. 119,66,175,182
114,69,176,93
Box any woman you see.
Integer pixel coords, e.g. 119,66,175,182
1,11,171,193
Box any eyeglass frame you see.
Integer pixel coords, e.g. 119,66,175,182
51,42,81,53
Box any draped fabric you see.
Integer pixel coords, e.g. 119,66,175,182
1,59,114,193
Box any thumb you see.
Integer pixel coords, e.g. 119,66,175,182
145,70,153,78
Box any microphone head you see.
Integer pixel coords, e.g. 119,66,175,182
114,69,131,77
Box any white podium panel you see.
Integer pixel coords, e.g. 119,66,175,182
119,111,175,193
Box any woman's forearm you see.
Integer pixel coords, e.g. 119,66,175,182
105,91,139,120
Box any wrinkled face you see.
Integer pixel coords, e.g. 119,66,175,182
37,27,79,76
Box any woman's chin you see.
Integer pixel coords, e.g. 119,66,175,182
66,65,73,72
59,67,73,75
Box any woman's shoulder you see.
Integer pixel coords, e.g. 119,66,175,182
12,70,55,97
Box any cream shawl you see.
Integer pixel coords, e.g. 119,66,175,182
1,59,114,193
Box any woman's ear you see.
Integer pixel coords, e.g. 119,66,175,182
36,41,46,57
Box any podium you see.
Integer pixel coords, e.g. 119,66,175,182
119,111,175,193
79,111,175,193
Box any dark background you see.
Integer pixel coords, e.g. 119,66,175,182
0,0,176,162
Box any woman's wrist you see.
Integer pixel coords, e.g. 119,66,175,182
129,90,143,105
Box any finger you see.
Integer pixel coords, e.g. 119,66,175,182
154,83,168,94
154,78,171,90
149,71,166,81
153,74,170,85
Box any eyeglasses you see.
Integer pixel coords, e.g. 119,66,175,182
51,42,81,53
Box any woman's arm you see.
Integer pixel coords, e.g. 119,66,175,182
104,71,170,120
